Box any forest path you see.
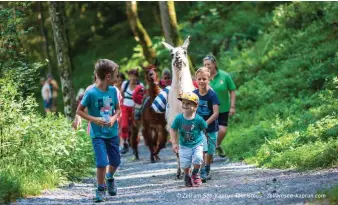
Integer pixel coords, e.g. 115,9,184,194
12,139,338,205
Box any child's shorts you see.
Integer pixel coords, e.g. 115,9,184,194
91,136,121,168
202,131,218,155
179,144,203,169
43,99,52,109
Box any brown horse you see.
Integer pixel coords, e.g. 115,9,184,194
141,64,168,163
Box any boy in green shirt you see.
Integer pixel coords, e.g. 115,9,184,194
171,92,208,187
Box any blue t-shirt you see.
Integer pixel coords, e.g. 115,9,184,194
81,85,119,138
171,113,207,148
193,89,220,132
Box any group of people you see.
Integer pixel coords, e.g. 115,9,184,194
152,55,236,187
67,54,235,202
40,74,59,113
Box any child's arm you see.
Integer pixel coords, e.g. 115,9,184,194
206,104,219,125
108,102,121,127
76,104,106,126
170,128,179,153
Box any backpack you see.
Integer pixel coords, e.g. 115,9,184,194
122,80,141,96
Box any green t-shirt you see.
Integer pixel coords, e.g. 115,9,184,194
171,113,207,148
209,70,236,113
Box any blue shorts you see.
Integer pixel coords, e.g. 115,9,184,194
91,137,121,168
179,144,204,169
43,99,52,109
202,132,218,154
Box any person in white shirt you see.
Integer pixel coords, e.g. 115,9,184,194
120,69,144,154
40,77,52,113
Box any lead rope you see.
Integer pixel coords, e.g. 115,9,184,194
178,68,183,97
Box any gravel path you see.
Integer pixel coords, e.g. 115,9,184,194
12,139,338,205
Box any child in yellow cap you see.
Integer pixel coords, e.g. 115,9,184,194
170,92,207,187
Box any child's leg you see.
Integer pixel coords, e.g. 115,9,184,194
183,168,190,175
179,145,193,187
105,137,121,196
200,133,208,181
121,105,130,141
206,132,218,179
191,144,203,186
105,137,121,175
92,138,110,187
97,167,106,185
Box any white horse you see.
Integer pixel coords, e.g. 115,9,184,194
163,36,195,179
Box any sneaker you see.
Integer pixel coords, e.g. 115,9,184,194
106,177,117,196
200,168,207,183
106,178,117,196
191,173,202,187
216,147,226,158
184,175,192,187
94,188,105,202
121,143,129,154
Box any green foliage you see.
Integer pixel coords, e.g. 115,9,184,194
220,2,338,170
0,74,94,203
317,185,338,205
0,2,44,97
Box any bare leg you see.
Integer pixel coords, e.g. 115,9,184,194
97,167,106,185
217,125,227,147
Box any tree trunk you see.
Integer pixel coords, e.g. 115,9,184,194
159,1,195,72
158,1,182,46
37,2,52,73
48,1,76,119
126,1,156,64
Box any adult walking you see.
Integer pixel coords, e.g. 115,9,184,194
203,55,236,158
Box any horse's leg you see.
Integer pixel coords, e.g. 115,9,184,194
130,121,140,160
142,125,155,163
154,126,168,160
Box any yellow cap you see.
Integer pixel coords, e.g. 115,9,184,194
177,92,199,105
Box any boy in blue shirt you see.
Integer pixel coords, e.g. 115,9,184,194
77,59,121,202
171,92,207,187
193,67,220,182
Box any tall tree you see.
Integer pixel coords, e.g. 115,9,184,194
159,1,195,71
158,1,182,46
37,2,52,73
126,1,156,63
48,1,76,119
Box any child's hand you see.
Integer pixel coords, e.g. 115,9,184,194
92,117,107,126
172,144,178,154
108,117,116,127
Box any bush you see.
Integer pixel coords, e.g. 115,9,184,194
220,2,338,170
0,74,94,203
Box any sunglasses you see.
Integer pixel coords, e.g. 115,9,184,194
203,55,216,62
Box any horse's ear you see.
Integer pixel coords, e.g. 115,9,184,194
162,41,174,51
182,36,190,50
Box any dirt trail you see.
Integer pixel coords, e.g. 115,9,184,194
12,140,338,205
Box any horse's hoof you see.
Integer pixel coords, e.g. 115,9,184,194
154,155,160,161
133,156,140,161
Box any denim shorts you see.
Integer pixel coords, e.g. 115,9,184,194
91,137,121,168
179,144,203,169
43,99,52,109
202,131,218,155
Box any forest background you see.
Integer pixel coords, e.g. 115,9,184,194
0,1,338,203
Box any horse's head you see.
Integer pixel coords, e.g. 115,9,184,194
141,63,159,84
162,36,190,71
